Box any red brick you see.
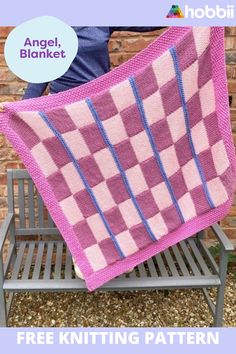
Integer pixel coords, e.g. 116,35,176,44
0,27,14,39
0,68,16,82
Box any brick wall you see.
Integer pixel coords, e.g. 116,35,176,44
0,27,236,243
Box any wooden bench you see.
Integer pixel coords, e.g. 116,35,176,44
0,169,234,327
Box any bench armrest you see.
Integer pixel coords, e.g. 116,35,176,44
0,213,14,254
210,223,235,252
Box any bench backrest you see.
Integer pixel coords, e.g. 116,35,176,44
7,169,60,238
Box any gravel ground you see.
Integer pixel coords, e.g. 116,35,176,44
7,267,236,327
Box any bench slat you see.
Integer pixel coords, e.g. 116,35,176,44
44,243,54,279
18,180,25,229
28,180,35,228
22,243,35,280
146,258,158,277
163,249,179,277
32,242,45,280
137,262,147,277
188,239,211,276
154,254,168,277
54,243,63,279
171,245,189,276
179,241,201,276
65,247,72,279
37,193,44,228
11,242,26,280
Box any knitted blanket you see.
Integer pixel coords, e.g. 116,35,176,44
0,27,236,291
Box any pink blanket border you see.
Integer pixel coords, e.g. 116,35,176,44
1,27,235,291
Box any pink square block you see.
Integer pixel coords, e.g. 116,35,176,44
87,214,109,243
62,129,90,159
31,142,58,178
92,181,116,212
147,213,168,239
103,113,128,145
104,206,127,235
106,174,129,204
116,230,139,257
211,140,230,176
191,121,209,154
85,244,107,271
200,79,216,118
136,190,159,219
79,156,104,187
65,100,94,128
59,195,83,226
143,91,165,126
125,165,148,196
61,162,85,194
152,51,176,87
182,60,199,102
118,199,142,228
130,131,153,163
167,107,186,143
19,112,54,141
178,192,196,222
80,123,106,153
193,27,210,57
110,79,135,112
182,159,202,190
91,91,118,121
115,140,138,170
159,145,180,177
207,178,228,207
74,189,97,218
94,148,119,179
151,181,172,211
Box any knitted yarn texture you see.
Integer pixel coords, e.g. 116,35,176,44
0,27,235,290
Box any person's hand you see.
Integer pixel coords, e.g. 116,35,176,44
0,102,9,112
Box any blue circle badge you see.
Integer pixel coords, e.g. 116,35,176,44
4,16,78,83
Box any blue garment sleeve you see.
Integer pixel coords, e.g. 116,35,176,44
23,82,49,99
110,27,165,34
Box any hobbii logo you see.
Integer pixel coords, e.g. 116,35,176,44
185,4,235,19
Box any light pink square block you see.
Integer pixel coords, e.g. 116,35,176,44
94,148,119,179
191,121,209,154
61,162,85,194
182,159,202,190
85,244,107,271
92,181,116,212
110,80,135,112
65,100,94,128
212,140,230,175
207,177,228,207
160,146,180,177
147,213,168,238
119,199,141,228
151,182,172,211
200,79,216,118
143,91,165,126
152,50,176,87
62,129,90,159
130,131,153,163
126,165,148,195
178,192,196,222
19,112,54,141
103,113,128,145
59,195,83,226
31,142,58,177
193,27,210,57
167,107,186,143
116,230,139,257
182,60,199,101
87,214,109,242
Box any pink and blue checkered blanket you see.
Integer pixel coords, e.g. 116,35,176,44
1,27,236,290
